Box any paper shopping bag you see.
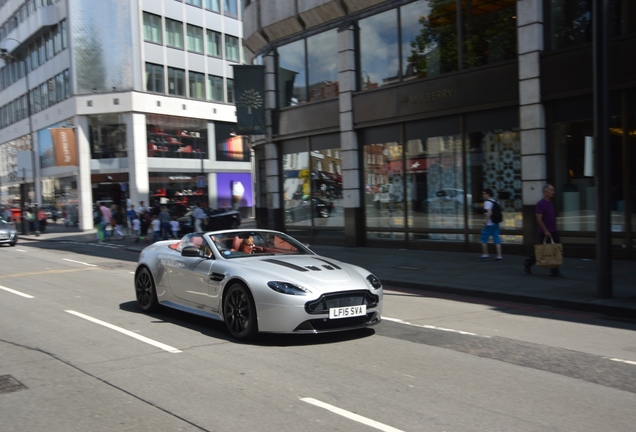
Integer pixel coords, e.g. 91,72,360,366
534,238,563,268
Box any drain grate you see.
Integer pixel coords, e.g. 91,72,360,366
0,375,28,394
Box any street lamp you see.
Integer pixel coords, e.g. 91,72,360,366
1,38,36,235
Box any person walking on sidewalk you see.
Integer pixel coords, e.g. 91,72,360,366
524,184,563,277
478,188,502,261
126,205,137,235
158,205,172,240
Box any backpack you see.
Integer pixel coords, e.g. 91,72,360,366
489,199,502,224
93,211,102,225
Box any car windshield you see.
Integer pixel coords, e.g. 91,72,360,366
208,231,312,258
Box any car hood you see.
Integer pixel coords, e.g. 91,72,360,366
232,254,371,294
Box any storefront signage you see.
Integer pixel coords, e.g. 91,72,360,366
50,128,78,166
400,89,454,106
232,65,266,135
169,176,193,181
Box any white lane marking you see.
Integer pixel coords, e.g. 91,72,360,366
301,398,404,432
63,258,97,267
383,316,488,337
608,358,636,366
15,248,28,252
0,284,34,298
65,310,182,353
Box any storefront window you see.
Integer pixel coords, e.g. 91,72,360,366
283,148,311,227
307,29,338,102
215,122,248,162
277,39,306,107
89,113,127,159
364,140,407,239
149,172,204,210
466,128,521,234
359,9,398,90
146,114,208,159
281,136,342,229
552,117,629,234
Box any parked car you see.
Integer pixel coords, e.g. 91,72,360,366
178,207,241,234
284,197,334,223
0,218,18,246
134,229,383,340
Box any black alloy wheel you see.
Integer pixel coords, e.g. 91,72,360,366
223,283,258,340
135,267,159,312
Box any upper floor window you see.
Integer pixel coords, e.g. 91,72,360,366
146,63,164,93
224,0,237,17
208,75,223,102
186,0,202,7
225,35,240,62
168,67,186,96
277,39,306,107
205,0,220,13
187,24,204,53
143,12,163,44
207,30,222,57
166,18,184,49
189,71,205,99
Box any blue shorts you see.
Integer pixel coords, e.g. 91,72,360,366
480,224,501,244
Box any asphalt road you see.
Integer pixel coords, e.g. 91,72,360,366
1,240,635,431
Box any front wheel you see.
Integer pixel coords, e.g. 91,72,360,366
135,267,159,312
223,283,258,340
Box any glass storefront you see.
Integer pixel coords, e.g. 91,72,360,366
149,172,205,211
363,110,520,245
282,135,343,231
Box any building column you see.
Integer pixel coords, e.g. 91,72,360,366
74,116,93,231
127,112,150,210
256,52,282,230
338,23,363,246
518,0,546,248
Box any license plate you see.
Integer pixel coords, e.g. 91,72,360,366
0,234,8,239
329,305,367,319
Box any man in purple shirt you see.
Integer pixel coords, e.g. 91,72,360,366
524,184,563,277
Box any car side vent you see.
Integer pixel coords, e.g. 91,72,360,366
313,258,341,270
305,266,321,271
262,259,308,272
321,264,335,270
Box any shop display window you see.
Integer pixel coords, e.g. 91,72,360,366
149,172,206,209
146,114,208,159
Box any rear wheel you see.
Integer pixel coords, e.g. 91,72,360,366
135,267,159,312
223,283,258,340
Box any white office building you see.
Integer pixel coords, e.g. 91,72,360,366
0,0,251,229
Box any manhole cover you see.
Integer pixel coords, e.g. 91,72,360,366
0,375,27,394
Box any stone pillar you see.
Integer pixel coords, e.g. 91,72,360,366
338,23,363,245
518,0,545,249
258,52,283,230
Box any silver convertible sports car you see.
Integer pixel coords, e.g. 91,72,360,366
134,229,383,340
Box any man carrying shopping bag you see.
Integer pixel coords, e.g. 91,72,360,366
524,184,564,277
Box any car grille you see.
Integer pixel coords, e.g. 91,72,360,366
294,312,381,332
304,290,380,315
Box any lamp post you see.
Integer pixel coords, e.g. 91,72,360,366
1,38,36,235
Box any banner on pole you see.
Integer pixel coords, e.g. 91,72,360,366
50,128,78,166
232,65,265,135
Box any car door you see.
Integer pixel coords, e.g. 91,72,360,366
165,235,215,309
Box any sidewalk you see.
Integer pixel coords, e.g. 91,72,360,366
18,221,636,319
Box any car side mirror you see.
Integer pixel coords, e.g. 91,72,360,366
181,246,201,257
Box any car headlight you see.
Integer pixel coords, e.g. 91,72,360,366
267,281,312,296
366,274,382,290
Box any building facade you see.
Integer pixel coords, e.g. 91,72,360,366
0,0,251,228
243,0,636,258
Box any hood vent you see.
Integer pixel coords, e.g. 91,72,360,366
314,258,341,270
262,259,308,272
